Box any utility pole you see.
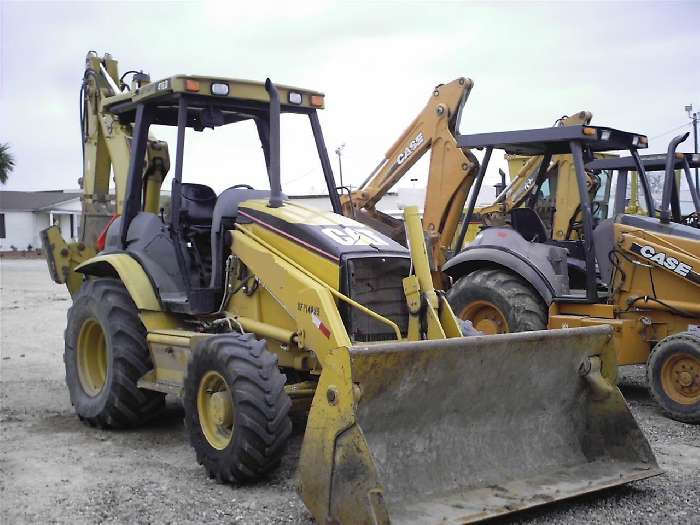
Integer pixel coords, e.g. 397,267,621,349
335,143,346,188
686,104,699,188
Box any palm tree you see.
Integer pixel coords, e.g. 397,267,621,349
0,143,15,184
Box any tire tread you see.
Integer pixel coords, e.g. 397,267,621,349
184,334,292,483
65,278,164,429
447,267,547,332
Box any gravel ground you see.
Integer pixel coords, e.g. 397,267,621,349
1,259,698,524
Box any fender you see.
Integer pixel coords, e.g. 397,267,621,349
442,246,556,304
75,253,161,311
443,228,570,305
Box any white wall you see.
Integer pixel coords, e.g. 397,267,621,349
0,211,80,251
53,213,77,242
0,211,37,251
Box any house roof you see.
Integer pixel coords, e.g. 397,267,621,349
0,191,82,212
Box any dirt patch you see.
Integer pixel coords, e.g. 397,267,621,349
1,259,698,524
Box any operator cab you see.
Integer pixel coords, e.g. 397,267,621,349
586,139,700,227
101,76,340,315
448,124,652,303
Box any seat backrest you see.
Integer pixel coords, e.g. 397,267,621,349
209,187,278,289
592,218,615,285
180,183,216,226
509,208,548,242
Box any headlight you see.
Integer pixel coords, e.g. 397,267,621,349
211,82,229,96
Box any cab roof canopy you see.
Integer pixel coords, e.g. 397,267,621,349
457,125,649,156
586,152,700,172
105,75,325,127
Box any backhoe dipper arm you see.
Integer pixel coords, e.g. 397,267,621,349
80,52,169,246
43,52,169,294
340,77,479,271
479,111,593,222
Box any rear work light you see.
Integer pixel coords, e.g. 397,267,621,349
211,82,229,96
600,130,611,141
185,79,200,92
288,91,303,104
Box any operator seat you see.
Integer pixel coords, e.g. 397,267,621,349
509,208,548,243
592,218,615,286
179,183,216,287
180,183,216,226
210,187,286,290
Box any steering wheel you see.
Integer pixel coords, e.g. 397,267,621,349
230,184,254,190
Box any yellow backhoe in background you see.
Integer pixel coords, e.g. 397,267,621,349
41,54,661,523
445,128,700,423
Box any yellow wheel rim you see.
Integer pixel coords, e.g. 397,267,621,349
460,300,509,335
76,318,108,397
660,352,700,405
197,371,234,450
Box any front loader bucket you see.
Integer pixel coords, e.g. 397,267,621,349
300,326,661,524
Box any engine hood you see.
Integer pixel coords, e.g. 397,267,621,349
237,200,409,263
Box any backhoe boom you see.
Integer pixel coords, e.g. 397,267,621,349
340,78,479,276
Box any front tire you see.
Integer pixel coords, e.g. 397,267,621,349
184,333,292,483
447,268,547,334
647,332,700,424
65,278,165,428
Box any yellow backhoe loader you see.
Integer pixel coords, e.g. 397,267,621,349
42,54,661,523
446,128,700,423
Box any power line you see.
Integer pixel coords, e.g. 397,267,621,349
649,120,692,140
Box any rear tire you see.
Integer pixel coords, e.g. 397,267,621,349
65,278,165,428
184,333,292,483
647,332,700,424
447,268,547,334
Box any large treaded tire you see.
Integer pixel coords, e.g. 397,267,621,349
647,332,700,424
447,268,547,333
65,278,165,428
184,333,292,483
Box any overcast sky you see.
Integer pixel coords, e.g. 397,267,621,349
1,1,698,197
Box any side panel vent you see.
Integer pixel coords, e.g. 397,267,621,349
341,257,410,342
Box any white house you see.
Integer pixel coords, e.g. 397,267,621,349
0,191,82,251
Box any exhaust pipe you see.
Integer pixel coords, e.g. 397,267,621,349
660,132,690,223
265,78,283,208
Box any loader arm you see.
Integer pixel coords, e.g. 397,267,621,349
339,78,480,274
